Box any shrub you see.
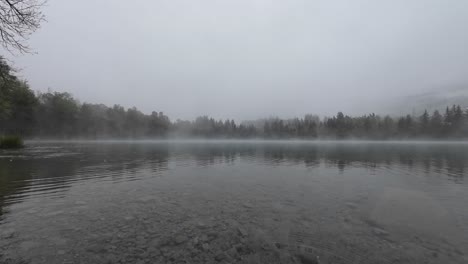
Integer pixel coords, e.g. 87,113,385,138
0,135,24,149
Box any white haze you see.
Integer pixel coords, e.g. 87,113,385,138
9,0,468,121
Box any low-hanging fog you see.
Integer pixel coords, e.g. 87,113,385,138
10,0,468,121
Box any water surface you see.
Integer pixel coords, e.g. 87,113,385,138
1,141,467,263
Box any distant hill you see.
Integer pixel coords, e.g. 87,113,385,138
387,86,468,116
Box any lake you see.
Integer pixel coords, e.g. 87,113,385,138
0,140,467,264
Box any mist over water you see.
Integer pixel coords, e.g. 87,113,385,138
1,141,467,263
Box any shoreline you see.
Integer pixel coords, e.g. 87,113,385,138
23,138,468,145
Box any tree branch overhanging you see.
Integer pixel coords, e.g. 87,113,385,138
0,0,46,53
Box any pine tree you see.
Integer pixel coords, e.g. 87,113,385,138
420,109,429,134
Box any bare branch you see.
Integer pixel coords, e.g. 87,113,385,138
0,0,46,54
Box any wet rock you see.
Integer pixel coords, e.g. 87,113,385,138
137,237,147,247
106,245,117,251
242,202,253,208
0,228,15,238
172,250,184,260
214,251,226,261
207,231,218,238
225,219,239,226
200,234,209,242
197,221,207,228
160,247,170,257
297,254,320,264
235,244,252,255
372,227,389,237
87,245,107,254
104,254,118,263
274,242,283,249
202,243,210,251
226,247,239,259
49,237,68,246
174,235,188,245
149,238,164,248
20,241,38,251
261,242,273,251
237,227,248,237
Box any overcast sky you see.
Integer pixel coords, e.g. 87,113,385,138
9,0,468,120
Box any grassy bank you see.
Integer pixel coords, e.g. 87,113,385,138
0,136,24,149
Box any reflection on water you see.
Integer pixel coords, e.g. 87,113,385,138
0,141,467,263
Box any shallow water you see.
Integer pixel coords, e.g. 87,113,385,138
0,141,467,264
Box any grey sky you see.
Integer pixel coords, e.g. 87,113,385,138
10,0,468,121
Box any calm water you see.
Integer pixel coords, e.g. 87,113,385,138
0,141,467,264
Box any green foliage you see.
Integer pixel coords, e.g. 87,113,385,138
0,57,37,136
0,136,24,149
0,57,18,121
36,91,79,137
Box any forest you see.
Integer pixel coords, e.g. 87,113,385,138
1,57,467,140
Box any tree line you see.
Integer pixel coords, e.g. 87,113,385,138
1,58,468,139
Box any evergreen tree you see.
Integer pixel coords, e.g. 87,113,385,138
419,110,429,134
430,110,443,137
